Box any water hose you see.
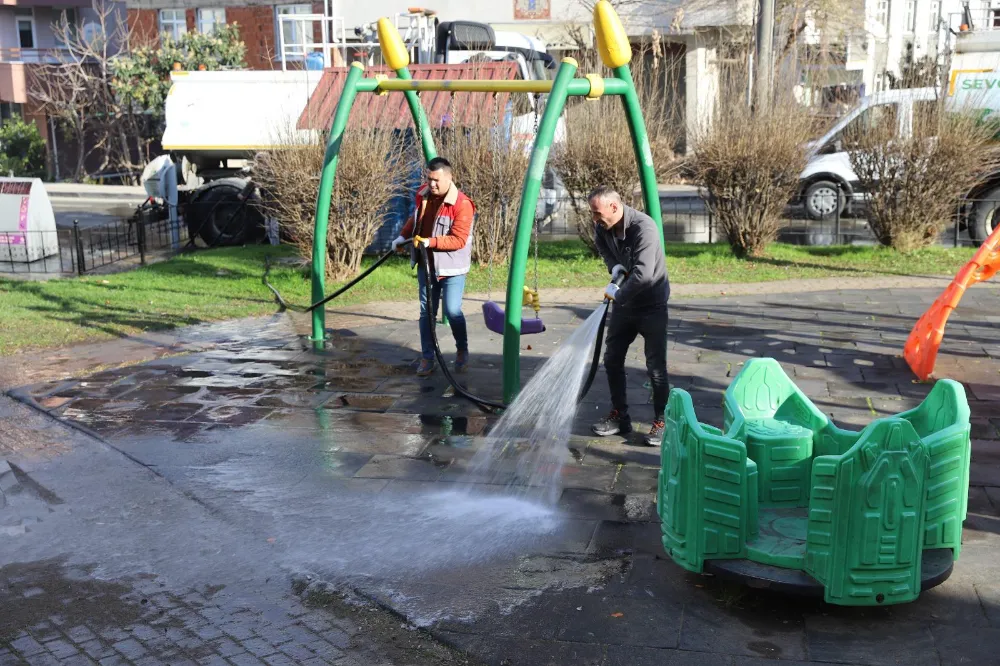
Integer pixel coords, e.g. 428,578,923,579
577,271,626,402
263,240,411,313
418,246,507,414
263,239,619,414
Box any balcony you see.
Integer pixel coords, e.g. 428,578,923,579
0,0,94,7
0,47,69,64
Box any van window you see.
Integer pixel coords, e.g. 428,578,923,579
912,99,941,132
838,103,898,148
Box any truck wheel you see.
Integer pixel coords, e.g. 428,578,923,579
803,180,846,220
971,186,1000,244
186,178,265,247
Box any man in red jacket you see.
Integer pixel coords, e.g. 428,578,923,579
392,157,476,377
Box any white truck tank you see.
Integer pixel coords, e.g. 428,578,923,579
162,70,324,160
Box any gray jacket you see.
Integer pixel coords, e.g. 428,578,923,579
594,205,670,309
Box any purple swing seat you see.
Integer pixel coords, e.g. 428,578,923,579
482,301,546,335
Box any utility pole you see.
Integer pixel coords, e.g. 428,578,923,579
755,0,775,111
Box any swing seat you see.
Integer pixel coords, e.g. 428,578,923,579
482,301,546,335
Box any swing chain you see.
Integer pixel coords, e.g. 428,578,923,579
486,92,501,300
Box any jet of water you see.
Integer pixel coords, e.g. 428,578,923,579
462,304,608,503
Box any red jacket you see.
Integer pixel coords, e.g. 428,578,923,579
399,182,475,277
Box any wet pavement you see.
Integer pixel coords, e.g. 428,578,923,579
4,283,1000,665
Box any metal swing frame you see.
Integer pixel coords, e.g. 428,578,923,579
308,1,665,403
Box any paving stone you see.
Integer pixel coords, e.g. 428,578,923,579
605,646,733,666
111,638,147,660
11,635,46,657
77,641,113,660
64,626,98,645
931,625,1000,666
97,655,128,666
226,654,267,666
554,595,682,649
804,616,937,666
353,455,442,481
40,639,77,660
680,595,807,660
474,636,605,666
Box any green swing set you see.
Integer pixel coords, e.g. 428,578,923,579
307,0,665,404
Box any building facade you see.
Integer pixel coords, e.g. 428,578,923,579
846,0,994,93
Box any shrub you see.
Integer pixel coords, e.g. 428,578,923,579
255,128,411,280
551,38,684,252
0,118,47,179
432,95,531,266
691,64,814,258
847,99,1000,251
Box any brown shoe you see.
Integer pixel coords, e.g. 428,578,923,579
416,359,435,376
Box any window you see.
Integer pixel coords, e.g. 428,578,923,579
198,8,226,34
159,9,187,42
277,4,313,56
929,0,940,31
54,8,78,48
913,99,941,131
15,9,35,49
0,102,23,123
874,0,889,28
839,103,899,148
905,0,917,32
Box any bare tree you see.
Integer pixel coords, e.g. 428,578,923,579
28,1,145,180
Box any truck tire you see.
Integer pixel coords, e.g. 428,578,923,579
803,180,846,220
970,186,1000,244
186,178,265,247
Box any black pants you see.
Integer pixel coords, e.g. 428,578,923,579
604,304,669,421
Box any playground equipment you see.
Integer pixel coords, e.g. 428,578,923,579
308,0,664,403
659,358,971,606
904,223,1000,380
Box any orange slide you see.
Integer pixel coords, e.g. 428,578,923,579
904,224,1000,380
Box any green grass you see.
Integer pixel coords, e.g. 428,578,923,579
0,240,976,356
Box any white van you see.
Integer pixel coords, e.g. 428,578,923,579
798,27,1000,242
798,88,937,221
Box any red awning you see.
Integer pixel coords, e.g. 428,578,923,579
297,62,525,131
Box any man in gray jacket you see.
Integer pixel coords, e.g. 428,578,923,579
589,185,670,446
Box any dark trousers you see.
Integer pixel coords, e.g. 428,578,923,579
604,304,669,421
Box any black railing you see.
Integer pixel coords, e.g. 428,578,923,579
0,216,190,277
535,191,991,248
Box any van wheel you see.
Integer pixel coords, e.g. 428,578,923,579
803,180,846,220
971,186,1000,244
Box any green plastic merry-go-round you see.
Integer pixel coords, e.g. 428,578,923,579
657,358,972,606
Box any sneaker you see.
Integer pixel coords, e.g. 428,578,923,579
416,359,435,376
644,420,665,447
592,410,633,437
455,350,469,373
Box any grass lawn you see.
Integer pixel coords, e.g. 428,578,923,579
0,240,975,356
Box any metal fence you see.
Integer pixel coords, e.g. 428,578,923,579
0,216,190,277
533,193,988,248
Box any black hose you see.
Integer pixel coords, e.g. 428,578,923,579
418,246,507,414
263,239,618,414
578,301,611,402
263,242,409,313
577,272,625,402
